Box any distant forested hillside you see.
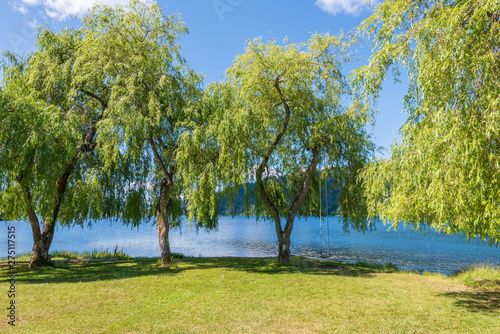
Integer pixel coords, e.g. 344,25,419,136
218,179,340,217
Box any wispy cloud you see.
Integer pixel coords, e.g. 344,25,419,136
11,2,29,14
315,0,376,16
11,0,152,21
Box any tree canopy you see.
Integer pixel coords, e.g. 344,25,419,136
0,0,201,266
178,33,375,262
83,0,203,264
353,0,500,244
0,26,112,267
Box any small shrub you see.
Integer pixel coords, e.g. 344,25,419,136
171,252,186,259
89,247,132,260
454,264,500,287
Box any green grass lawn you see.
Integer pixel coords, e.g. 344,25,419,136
1,256,499,333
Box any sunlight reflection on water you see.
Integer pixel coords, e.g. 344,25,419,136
2,216,499,275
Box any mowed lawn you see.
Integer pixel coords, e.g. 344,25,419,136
1,257,499,333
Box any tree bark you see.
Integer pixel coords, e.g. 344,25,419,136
278,146,320,263
29,219,56,268
277,232,291,263
17,182,53,268
157,178,173,265
148,137,176,265
15,175,53,267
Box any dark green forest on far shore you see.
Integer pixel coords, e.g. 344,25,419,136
218,178,340,217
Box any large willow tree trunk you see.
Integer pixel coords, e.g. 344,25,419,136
277,232,291,263
26,151,83,268
157,179,173,265
253,79,321,264
258,145,320,264
29,219,56,268
157,213,171,265
19,181,56,268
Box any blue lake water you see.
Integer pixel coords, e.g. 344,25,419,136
2,216,499,275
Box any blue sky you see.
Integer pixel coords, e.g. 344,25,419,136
0,0,408,157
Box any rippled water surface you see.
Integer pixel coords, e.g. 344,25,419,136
2,216,499,275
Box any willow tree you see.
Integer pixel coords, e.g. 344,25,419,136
0,26,114,267
178,34,375,263
82,1,203,265
353,0,500,243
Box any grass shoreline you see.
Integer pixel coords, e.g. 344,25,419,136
2,249,498,277
0,247,500,277
1,254,499,333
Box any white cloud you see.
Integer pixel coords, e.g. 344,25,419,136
20,0,41,5
12,0,152,21
10,2,29,14
28,18,40,28
315,0,375,16
9,0,30,15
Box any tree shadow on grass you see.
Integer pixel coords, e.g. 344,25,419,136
1,256,400,285
1,259,172,285
157,256,398,278
439,289,500,313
